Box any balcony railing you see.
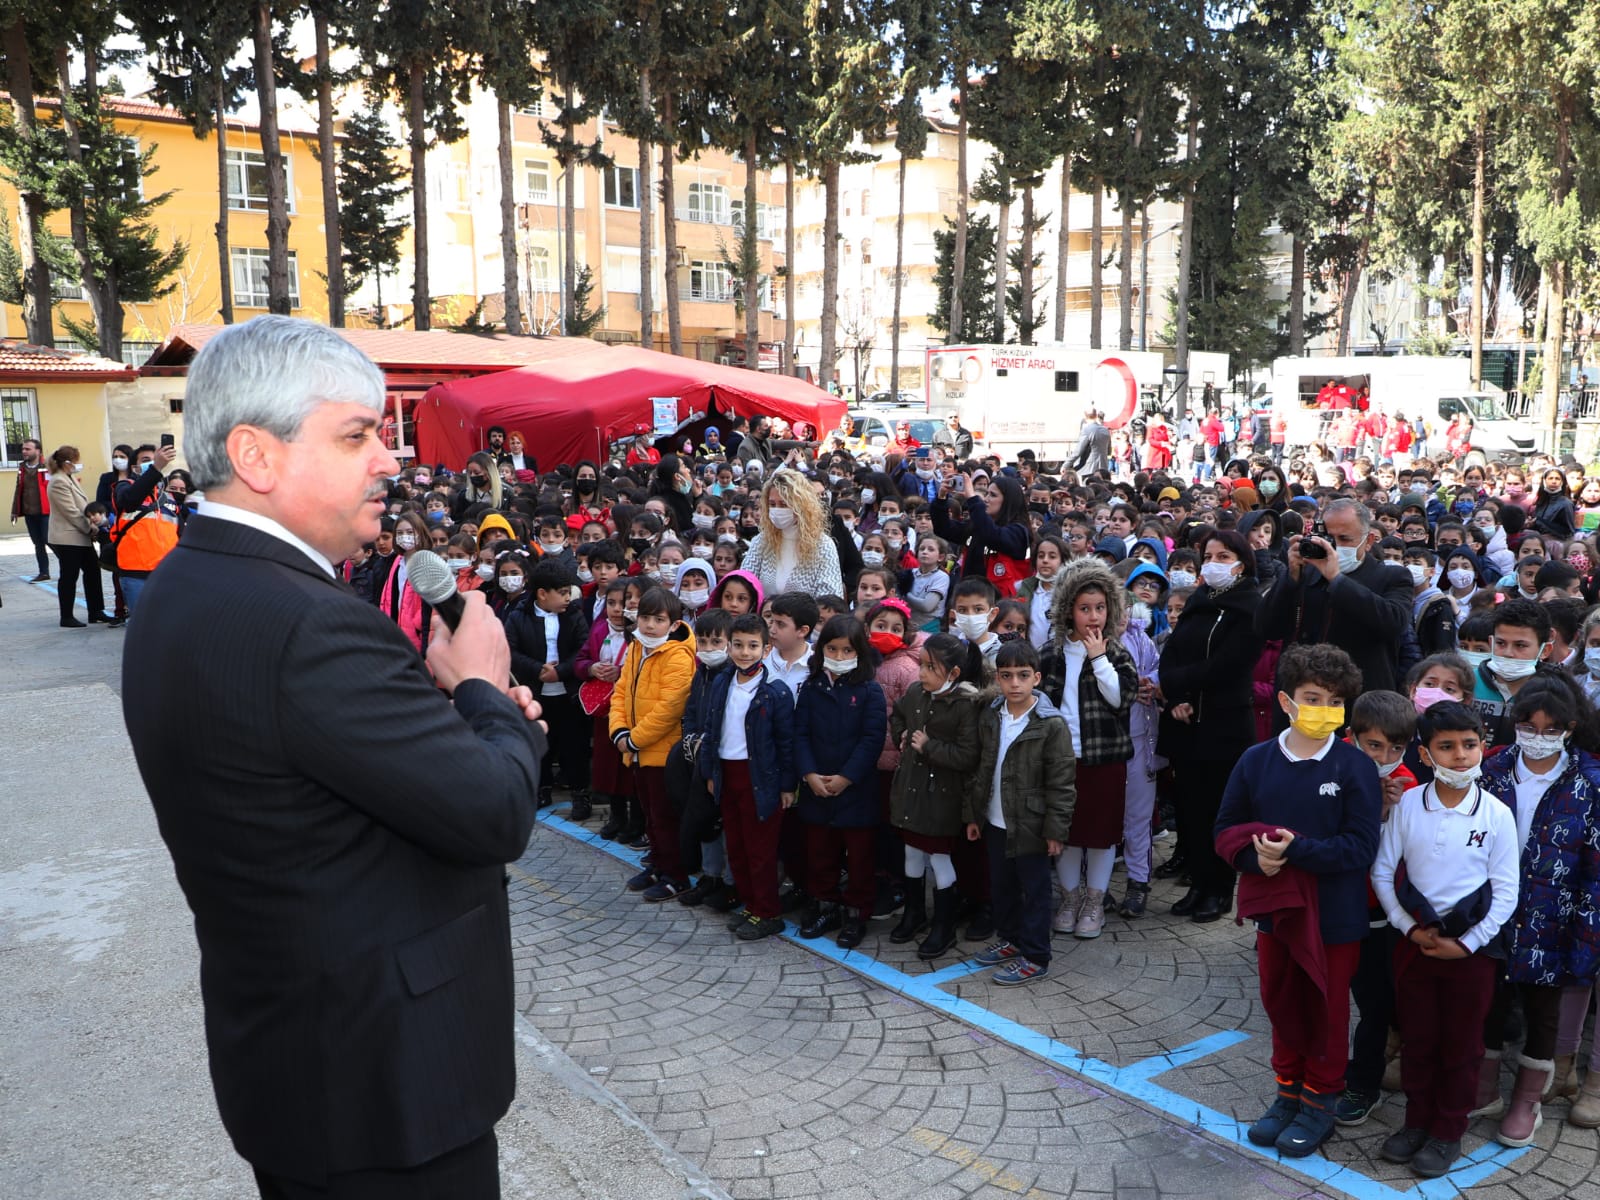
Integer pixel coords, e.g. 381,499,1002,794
680,285,733,303
676,207,732,226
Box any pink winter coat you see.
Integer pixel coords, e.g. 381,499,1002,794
875,636,928,770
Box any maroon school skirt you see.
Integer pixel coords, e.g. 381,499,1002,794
590,709,628,795
1065,761,1128,848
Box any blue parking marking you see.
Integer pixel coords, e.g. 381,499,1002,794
16,573,84,609
535,807,1530,1200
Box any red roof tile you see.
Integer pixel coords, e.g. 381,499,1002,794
0,341,138,382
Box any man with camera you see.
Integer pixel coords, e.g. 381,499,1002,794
1256,498,1413,694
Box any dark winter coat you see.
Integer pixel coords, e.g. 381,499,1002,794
965,691,1077,857
503,601,591,694
1157,579,1264,760
691,664,797,822
794,676,888,828
1480,746,1600,987
888,681,982,837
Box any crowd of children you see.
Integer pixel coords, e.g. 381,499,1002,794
339,429,1600,1177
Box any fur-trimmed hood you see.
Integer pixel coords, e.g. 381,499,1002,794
1048,557,1126,645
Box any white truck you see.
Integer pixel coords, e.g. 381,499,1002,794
1271,355,1540,458
924,344,1166,465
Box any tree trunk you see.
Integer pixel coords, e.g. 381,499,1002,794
1018,184,1034,344
1469,111,1487,387
562,82,577,331
662,92,682,356
1287,234,1305,356
1173,114,1197,418
408,61,430,329
252,0,291,314
1118,192,1133,350
744,127,760,367
638,71,654,349
993,174,1009,344
4,18,52,345
54,47,109,357
214,61,234,324
1538,92,1576,438
1089,181,1103,349
1336,263,1361,355
890,152,906,390
784,162,796,374
1053,156,1070,343
819,158,840,387
949,81,967,340
1138,206,1150,350
497,100,522,335
315,10,343,325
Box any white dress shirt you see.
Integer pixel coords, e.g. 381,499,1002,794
196,499,335,578
1511,749,1567,850
534,604,565,696
989,700,1037,828
718,671,762,760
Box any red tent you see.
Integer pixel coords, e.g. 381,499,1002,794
413,342,845,468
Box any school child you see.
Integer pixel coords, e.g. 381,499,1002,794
907,535,952,634
676,608,740,909
1158,585,1193,649
1471,598,1565,747
868,598,925,916
853,566,896,616
950,577,1001,677
1367,700,1518,1177
711,569,762,616
535,516,576,570
1456,611,1494,668
1572,606,1600,706
505,557,592,812
1017,534,1067,649
675,555,716,619
964,640,1076,986
1125,560,1170,640
816,595,848,625
1111,581,1165,918
1215,643,1381,1159
610,586,698,901
1334,690,1419,1126
889,634,981,958
1476,678,1600,1146
990,599,1029,644
1040,560,1138,939
763,590,817,700
1400,651,1475,786
793,616,889,950
579,579,637,841
584,540,628,622
693,614,797,941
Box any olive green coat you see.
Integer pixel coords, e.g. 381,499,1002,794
888,681,982,837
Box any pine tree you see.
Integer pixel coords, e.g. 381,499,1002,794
0,5,61,344
338,94,408,315
931,213,995,342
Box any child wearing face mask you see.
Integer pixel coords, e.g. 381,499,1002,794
1471,598,1561,748
1474,679,1600,1148
867,599,926,918
579,580,639,842
949,577,1001,677
1111,584,1164,919
1215,643,1381,1160
1017,535,1068,650
674,609,741,911
674,556,716,618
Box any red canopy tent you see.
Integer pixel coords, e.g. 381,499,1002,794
413,342,845,469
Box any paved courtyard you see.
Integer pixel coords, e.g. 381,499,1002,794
3,538,1598,1199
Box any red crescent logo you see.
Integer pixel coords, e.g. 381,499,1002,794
1098,358,1139,429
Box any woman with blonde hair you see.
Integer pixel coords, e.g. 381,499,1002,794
450,450,505,521
741,467,844,596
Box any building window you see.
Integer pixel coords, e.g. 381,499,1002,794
50,269,87,302
688,260,731,301
686,183,730,225
1,387,40,467
730,199,771,239
528,246,556,293
226,147,294,213
605,250,641,293
231,248,300,308
524,159,552,203
604,166,639,209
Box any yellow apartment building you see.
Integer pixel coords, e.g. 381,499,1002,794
0,95,331,362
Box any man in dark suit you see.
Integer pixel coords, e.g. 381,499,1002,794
121,316,546,1199
1256,497,1414,695
1072,408,1111,476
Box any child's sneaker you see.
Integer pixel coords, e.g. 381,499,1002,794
992,958,1048,986
1332,1088,1380,1126
626,867,658,892
736,914,785,941
1379,1126,1428,1164
709,886,743,913
1410,1137,1461,1178
641,878,689,903
1246,1079,1302,1147
1275,1088,1337,1158
1118,881,1150,918
725,907,751,932
1052,889,1080,935
676,876,720,907
1075,890,1106,938
974,939,1020,966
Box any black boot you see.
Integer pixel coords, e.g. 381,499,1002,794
918,887,960,959
1171,887,1202,917
963,902,995,942
597,796,625,841
569,789,593,822
889,882,928,943
799,903,842,939
1154,850,1188,879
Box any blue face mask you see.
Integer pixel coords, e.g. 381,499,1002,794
140,459,155,473
427,510,446,522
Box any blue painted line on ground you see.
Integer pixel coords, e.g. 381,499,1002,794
15,573,84,609
534,806,1530,1200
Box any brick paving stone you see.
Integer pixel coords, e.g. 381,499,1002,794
512,815,1600,1200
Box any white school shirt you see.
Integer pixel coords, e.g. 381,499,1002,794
763,646,810,701
1058,637,1121,757
1370,782,1520,954
988,700,1037,828
534,604,565,696
718,670,762,760
1027,582,1054,649
1511,750,1566,850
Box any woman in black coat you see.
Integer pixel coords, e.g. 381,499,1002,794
651,454,695,533
1156,528,1264,923
1531,466,1576,545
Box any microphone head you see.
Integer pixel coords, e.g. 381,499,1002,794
407,549,459,608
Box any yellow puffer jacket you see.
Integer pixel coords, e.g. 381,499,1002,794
608,621,697,766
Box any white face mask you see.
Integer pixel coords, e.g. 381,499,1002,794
622,607,639,622
768,507,797,530
823,655,858,675
500,575,524,593
861,550,885,567
447,557,472,572
577,568,594,583
692,513,716,530
1447,567,1476,590
1336,546,1361,574
395,532,418,550
1490,650,1543,681
860,489,877,504
916,467,936,479
692,544,714,559
112,456,129,471
1200,561,1239,589
658,563,680,585
930,676,956,696
680,587,710,609
475,564,496,581
953,612,990,641
1375,757,1403,778
635,629,669,650
697,648,729,668
1407,564,1427,586
1516,728,1567,760
717,532,740,544
1167,569,1197,589
1430,761,1482,790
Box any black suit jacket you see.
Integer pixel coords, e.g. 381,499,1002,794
504,600,591,693
1256,550,1414,693
121,514,545,1182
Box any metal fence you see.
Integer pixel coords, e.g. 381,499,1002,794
1506,388,1600,421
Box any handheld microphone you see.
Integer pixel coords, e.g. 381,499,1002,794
408,549,520,688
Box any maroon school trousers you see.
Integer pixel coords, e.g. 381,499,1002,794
721,760,784,919
1257,932,1362,1095
1395,945,1497,1141
636,766,684,881
805,824,876,917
